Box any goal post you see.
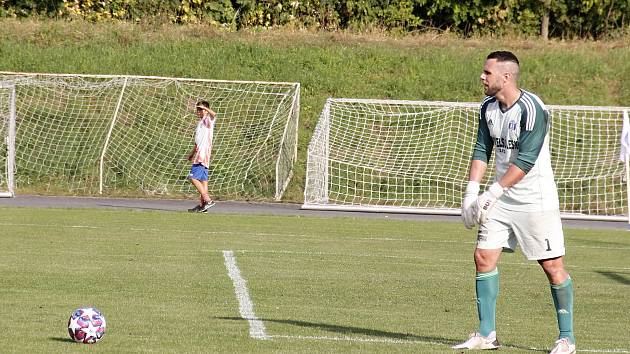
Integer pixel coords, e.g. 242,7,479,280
0,72,300,201
304,98,630,222
0,82,16,197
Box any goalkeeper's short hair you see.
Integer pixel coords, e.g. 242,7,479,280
487,51,519,66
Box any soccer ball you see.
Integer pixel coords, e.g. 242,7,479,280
67,307,106,344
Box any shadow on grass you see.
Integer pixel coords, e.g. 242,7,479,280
217,315,450,343
96,204,177,212
216,316,547,352
596,270,630,285
48,337,75,343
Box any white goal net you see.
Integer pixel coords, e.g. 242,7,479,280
0,72,300,200
304,98,630,221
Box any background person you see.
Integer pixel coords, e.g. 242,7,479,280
187,100,217,213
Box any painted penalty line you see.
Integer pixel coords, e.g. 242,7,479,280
222,250,270,340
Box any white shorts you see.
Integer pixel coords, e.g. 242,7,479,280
476,205,565,260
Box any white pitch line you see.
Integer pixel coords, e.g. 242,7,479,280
272,334,446,346
506,346,630,353
3,218,630,270
3,222,630,250
273,334,630,353
224,249,630,272
222,250,270,340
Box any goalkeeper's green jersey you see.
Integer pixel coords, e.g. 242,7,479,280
472,90,560,212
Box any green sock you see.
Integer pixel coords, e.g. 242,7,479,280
476,268,499,337
551,277,575,344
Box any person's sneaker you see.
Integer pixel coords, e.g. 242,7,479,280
452,331,500,350
188,204,203,213
549,338,576,354
199,200,215,213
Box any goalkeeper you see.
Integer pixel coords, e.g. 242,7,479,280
454,51,575,354
187,100,217,213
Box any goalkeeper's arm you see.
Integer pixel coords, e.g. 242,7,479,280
475,165,524,222
466,161,526,226
462,160,487,228
467,161,526,197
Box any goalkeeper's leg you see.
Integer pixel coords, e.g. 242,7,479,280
454,209,513,349
474,248,502,338
540,257,575,348
511,209,574,352
453,247,503,349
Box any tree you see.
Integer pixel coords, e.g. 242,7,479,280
541,0,551,39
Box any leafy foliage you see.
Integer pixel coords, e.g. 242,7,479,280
0,0,627,38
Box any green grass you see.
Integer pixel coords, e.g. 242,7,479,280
0,207,629,353
1,19,629,201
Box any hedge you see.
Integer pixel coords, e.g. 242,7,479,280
0,0,628,39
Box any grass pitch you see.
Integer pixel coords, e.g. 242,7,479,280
0,207,629,353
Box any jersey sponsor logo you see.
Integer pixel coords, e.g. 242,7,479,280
494,137,519,150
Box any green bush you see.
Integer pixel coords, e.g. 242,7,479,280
0,1,628,39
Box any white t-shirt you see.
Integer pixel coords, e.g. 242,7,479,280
193,115,215,168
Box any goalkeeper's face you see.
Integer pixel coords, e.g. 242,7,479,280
480,59,514,97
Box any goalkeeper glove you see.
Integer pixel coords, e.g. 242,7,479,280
461,181,480,229
476,182,506,225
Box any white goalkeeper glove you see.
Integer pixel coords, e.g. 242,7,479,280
461,181,480,229
475,182,506,225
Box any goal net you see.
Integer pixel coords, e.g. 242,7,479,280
304,98,630,221
0,72,300,200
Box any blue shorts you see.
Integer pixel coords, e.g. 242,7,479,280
188,164,208,181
